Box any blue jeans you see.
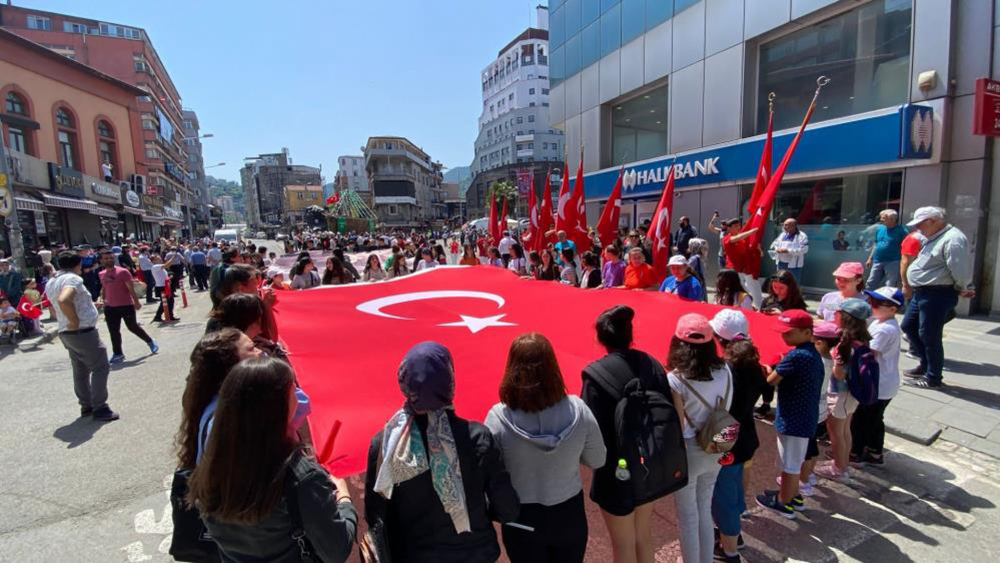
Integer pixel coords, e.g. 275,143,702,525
901,286,959,383
868,260,901,289
711,463,746,537
777,262,802,282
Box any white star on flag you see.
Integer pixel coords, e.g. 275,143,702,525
439,314,516,334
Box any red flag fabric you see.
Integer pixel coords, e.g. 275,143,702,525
555,161,576,239
326,195,336,206
569,156,590,251
16,297,42,320
488,194,500,245
596,167,624,248
538,170,555,249
646,165,676,283
498,198,509,237
40,295,51,309
745,111,774,219
275,267,791,476
526,176,539,251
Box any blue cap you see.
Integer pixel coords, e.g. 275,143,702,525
864,287,904,307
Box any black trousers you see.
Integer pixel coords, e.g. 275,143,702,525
193,265,209,291
851,399,892,456
142,270,155,301
761,384,775,405
502,492,587,563
104,305,152,356
154,287,175,321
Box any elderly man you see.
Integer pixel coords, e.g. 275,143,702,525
553,230,577,267
902,207,974,389
769,218,809,282
866,209,908,289
673,216,699,257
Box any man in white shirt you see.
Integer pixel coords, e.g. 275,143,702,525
137,246,155,303
46,252,118,422
498,231,515,268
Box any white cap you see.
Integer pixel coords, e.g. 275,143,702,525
907,206,944,227
668,255,688,267
265,267,284,279
709,309,749,341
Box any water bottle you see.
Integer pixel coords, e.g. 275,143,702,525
615,458,631,481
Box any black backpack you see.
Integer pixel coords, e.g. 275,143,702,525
584,352,688,505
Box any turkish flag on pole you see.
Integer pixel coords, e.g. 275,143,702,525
745,111,774,220
498,198,509,236
538,169,555,249
16,297,42,320
274,267,791,475
569,152,590,251
596,166,624,248
554,161,576,239
745,78,827,249
526,175,539,251
488,193,500,245
646,164,676,283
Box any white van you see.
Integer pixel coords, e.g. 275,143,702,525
215,228,240,244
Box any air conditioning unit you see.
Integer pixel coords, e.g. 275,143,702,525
130,174,146,193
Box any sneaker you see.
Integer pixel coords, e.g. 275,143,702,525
904,376,942,389
906,351,918,360
713,530,747,551
80,406,94,417
755,491,796,519
753,404,770,419
92,406,120,422
849,452,864,465
808,474,818,487
861,452,885,466
790,495,806,511
713,544,742,562
814,461,851,484
166,317,181,323
903,367,926,378
148,340,159,354
109,354,126,365
799,482,815,497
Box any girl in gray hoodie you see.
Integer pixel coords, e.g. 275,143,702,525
485,333,606,563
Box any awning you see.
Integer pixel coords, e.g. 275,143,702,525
14,195,46,213
122,206,145,216
42,194,99,213
91,205,119,219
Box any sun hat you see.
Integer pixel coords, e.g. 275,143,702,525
709,309,749,341
832,262,864,278
907,206,944,227
813,321,840,339
774,309,814,333
675,313,713,344
668,255,688,267
839,298,872,320
864,286,904,307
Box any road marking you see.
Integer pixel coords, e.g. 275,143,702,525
121,541,152,562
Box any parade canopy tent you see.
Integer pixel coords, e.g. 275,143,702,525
275,267,791,476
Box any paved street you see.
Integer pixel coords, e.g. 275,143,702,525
1,275,1000,562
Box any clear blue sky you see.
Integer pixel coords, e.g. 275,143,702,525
22,0,546,183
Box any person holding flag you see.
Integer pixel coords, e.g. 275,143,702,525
0,295,20,344
722,219,761,307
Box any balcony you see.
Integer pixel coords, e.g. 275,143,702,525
4,148,49,189
515,134,534,143
516,149,534,158
521,56,535,66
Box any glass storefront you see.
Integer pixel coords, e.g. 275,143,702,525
610,83,669,166
757,0,912,132
755,171,903,289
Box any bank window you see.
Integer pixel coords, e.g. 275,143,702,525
621,0,644,45
610,83,668,166
565,33,582,77
758,171,903,288
565,0,582,38
757,0,912,132
646,0,673,30
582,19,601,68
601,3,622,57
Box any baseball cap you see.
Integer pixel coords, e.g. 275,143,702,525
668,255,688,267
832,262,864,278
864,286,904,307
675,313,713,344
265,267,284,280
710,309,749,341
839,298,872,320
774,309,814,333
907,206,944,227
813,321,840,339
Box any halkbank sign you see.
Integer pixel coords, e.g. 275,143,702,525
576,104,937,202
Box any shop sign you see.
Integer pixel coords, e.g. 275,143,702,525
0,186,12,218
47,163,86,198
121,182,143,208
34,211,46,234
621,158,721,192
88,180,121,204
974,78,1000,136
142,194,164,216
163,206,184,220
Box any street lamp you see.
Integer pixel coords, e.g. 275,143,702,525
183,133,214,140
204,162,226,169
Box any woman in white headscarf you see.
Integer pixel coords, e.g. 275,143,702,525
364,342,520,563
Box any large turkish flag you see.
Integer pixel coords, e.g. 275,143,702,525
274,267,790,476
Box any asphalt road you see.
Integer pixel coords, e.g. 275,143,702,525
2,262,1000,562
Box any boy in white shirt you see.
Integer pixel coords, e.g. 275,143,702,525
0,297,19,342
852,287,903,465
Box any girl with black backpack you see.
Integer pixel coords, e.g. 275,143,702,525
582,306,686,563
667,314,734,563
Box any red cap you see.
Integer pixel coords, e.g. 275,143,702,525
675,313,713,344
774,309,814,333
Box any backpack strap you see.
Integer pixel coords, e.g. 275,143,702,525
284,455,316,563
583,354,635,402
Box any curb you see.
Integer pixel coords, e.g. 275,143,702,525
884,408,943,446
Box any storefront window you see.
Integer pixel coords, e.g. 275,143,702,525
757,0,912,132
756,171,903,289
610,83,668,166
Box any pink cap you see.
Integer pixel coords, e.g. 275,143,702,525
833,262,864,278
675,313,713,344
813,321,840,339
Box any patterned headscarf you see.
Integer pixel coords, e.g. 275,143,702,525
373,342,470,534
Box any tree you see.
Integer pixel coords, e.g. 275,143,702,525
488,180,517,207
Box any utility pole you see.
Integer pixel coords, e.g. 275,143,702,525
0,133,26,272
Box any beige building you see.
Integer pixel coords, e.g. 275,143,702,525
283,184,323,227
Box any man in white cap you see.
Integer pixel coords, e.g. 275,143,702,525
901,206,973,389
658,254,704,301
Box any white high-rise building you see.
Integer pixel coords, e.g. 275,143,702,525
335,155,368,194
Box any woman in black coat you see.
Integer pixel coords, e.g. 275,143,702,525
364,342,520,563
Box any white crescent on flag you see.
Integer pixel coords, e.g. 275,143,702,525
557,191,571,219
531,205,539,228
655,209,670,251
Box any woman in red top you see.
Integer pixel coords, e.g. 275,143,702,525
623,248,656,290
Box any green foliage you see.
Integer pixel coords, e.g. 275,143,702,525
489,180,517,205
